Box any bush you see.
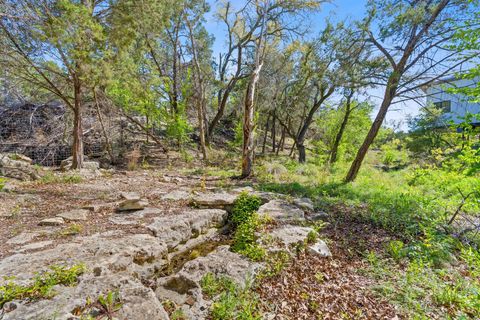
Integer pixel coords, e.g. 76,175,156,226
230,192,262,227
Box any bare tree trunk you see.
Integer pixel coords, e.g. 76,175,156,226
297,141,306,163
277,126,286,155
241,67,261,177
71,82,84,169
262,113,271,154
345,91,394,182
330,94,353,164
271,110,276,153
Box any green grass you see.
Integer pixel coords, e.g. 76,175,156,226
0,263,86,307
38,172,83,185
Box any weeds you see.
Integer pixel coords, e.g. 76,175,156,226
0,263,86,307
200,273,262,320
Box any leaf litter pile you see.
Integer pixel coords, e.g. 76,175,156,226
257,209,400,320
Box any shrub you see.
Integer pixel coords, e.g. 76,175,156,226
0,177,5,191
230,192,262,227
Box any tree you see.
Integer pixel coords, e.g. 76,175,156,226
0,0,109,169
345,0,479,182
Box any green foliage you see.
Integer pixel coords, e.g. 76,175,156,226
231,214,266,261
0,177,5,191
230,192,262,227
306,230,318,244
0,263,86,307
97,290,123,319
385,240,406,261
200,273,262,320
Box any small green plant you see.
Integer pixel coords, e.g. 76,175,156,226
59,224,83,237
386,240,406,261
0,263,86,307
97,290,123,320
38,172,82,185
0,177,6,191
307,230,318,244
230,192,262,227
231,214,266,261
201,273,262,320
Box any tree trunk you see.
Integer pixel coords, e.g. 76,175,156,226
277,126,286,155
241,63,262,178
297,142,306,163
197,97,208,160
330,95,353,164
262,113,271,154
71,82,84,169
271,110,276,153
345,90,394,182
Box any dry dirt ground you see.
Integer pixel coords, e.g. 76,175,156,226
0,165,400,319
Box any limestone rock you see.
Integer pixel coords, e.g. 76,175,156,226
156,246,260,319
307,211,329,221
308,240,332,257
267,225,314,248
257,199,305,222
0,153,40,181
120,192,141,201
38,217,64,226
191,192,237,209
60,156,99,171
161,189,191,201
57,209,89,221
18,241,53,252
293,197,315,212
117,199,148,211
6,232,39,245
148,209,227,250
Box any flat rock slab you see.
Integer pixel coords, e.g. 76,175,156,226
38,217,65,226
57,209,89,221
148,209,227,250
18,240,53,252
191,192,237,209
7,232,40,245
117,199,149,211
308,240,332,257
161,189,191,201
257,199,305,222
267,225,314,247
120,192,141,201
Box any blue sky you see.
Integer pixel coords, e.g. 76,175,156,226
204,0,421,131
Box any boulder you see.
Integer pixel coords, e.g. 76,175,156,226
267,225,314,248
60,156,99,171
57,209,89,221
6,232,40,245
257,199,305,222
293,197,315,212
0,153,40,181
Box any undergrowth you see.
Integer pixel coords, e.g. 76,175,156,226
200,273,262,320
0,263,86,307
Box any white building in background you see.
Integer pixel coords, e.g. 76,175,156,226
422,76,480,125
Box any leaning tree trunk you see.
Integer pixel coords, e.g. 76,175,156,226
71,82,84,169
241,63,263,178
330,95,353,164
345,90,395,182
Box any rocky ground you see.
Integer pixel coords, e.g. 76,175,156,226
0,160,401,320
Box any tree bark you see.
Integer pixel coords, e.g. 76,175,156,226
271,110,276,153
330,94,353,164
345,87,395,182
262,113,271,154
297,143,306,163
241,65,262,177
71,81,84,169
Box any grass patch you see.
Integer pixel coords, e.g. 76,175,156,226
0,263,86,307
38,172,83,185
